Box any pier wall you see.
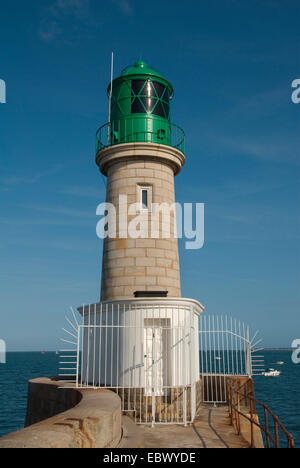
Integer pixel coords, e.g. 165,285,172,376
0,378,143,448
25,377,82,427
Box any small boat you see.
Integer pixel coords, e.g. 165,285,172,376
215,357,221,360
276,361,284,365
41,350,46,355
262,368,281,377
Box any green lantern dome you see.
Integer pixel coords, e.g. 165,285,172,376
96,60,184,154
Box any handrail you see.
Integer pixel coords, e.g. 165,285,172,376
95,118,185,155
227,378,295,449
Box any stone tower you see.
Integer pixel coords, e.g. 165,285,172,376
96,61,185,301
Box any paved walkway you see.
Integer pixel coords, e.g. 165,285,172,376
143,405,249,449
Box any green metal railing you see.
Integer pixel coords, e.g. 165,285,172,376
95,117,185,155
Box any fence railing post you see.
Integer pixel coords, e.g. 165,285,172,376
264,407,271,449
237,392,241,435
249,394,255,448
76,326,80,388
227,380,232,424
152,327,155,428
275,421,280,448
183,328,187,427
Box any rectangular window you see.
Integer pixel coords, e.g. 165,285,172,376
142,189,148,209
138,185,152,211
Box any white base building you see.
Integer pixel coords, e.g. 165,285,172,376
78,298,204,395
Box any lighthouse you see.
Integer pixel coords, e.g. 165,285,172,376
78,61,204,425
98,60,183,300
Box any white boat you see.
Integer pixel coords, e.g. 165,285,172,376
276,361,284,365
262,368,281,377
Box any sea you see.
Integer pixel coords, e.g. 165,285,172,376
0,350,299,447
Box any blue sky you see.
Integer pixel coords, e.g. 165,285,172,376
0,0,299,350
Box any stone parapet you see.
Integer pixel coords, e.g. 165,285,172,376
0,378,143,449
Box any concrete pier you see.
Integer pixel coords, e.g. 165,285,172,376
143,405,262,448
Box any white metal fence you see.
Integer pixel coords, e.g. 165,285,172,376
79,323,197,425
59,306,263,424
198,315,263,403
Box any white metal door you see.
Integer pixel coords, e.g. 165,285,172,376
144,327,164,397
